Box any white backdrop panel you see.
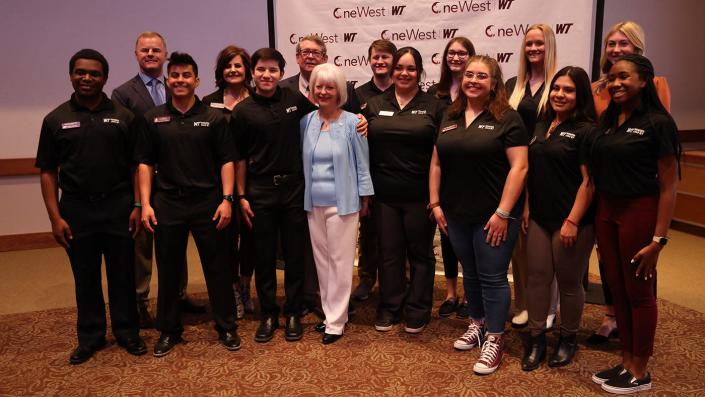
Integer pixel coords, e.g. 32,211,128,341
275,0,596,88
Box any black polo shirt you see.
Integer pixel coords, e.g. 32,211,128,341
506,76,544,138
364,88,445,202
35,93,136,195
355,78,391,110
436,109,527,222
426,83,452,107
528,120,595,231
135,98,235,192
202,88,253,122
230,86,315,177
591,110,678,198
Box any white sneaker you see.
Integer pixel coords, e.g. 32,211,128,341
546,313,556,330
453,321,484,350
511,310,528,328
473,334,504,375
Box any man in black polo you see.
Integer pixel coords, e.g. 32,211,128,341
232,48,316,343
351,39,397,301
36,49,146,364
136,52,239,356
112,32,204,329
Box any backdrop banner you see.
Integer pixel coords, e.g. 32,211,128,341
274,0,596,89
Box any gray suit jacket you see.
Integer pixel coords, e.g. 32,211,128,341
279,73,360,114
111,75,170,119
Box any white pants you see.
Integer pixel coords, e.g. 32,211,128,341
307,206,359,335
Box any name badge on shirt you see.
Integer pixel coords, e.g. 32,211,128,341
379,110,394,116
103,118,120,124
529,136,537,145
441,124,458,134
559,131,576,139
194,121,210,127
626,127,645,136
209,102,226,109
286,106,298,113
478,124,495,130
61,121,80,129
411,109,427,115
154,116,171,124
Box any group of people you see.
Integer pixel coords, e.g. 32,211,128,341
36,19,678,395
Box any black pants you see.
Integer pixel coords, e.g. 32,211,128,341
153,190,236,336
357,213,380,285
374,200,436,322
440,232,459,279
67,233,139,347
248,176,307,318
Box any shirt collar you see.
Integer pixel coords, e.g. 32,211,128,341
69,93,114,112
165,96,205,116
138,71,164,86
298,74,309,96
252,86,283,103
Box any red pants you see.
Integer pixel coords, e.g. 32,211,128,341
595,194,658,357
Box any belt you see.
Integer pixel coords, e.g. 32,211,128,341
249,173,302,186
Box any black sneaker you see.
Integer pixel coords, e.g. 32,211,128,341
601,371,651,394
438,299,458,318
351,281,374,301
404,318,428,334
374,312,399,332
592,364,626,384
456,301,470,319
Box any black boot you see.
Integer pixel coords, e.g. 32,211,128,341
521,333,546,371
548,333,577,367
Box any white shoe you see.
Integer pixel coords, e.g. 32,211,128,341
546,313,556,330
511,310,528,328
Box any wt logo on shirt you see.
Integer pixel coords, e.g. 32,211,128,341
193,121,210,127
626,128,645,136
478,124,495,130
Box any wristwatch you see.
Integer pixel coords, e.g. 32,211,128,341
222,194,234,203
652,236,668,246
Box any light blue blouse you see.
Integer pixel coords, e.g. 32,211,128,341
301,110,374,215
310,131,336,206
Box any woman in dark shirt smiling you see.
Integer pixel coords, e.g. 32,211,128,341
505,24,559,329
590,54,679,394
365,47,445,335
521,66,596,371
429,55,528,375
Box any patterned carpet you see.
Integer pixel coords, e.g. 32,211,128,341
1,277,705,396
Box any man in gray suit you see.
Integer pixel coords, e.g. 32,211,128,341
112,31,204,328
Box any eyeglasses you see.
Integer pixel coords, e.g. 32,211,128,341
447,51,469,59
298,49,324,58
465,72,490,81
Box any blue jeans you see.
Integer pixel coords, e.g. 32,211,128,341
446,216,520,333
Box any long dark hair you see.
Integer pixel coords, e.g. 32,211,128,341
543,66,596,124
447,55,511,122
598,54,681,173
391,47,424,86
215,46,252,90
435,37,475,99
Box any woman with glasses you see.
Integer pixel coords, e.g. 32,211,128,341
430,55,528,374
427,37,476,320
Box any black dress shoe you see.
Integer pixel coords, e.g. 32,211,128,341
521,333,546,371
322,333,342,345
218,330,241,351
137,304,155,329
285,314,303,341
117,336,147,356
314,321,326,333
548,333,577,367
69,340,105,365
254,317,278,343
179,298,207,314
153,334,183,357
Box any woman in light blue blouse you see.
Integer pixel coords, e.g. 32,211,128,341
301,63,374,344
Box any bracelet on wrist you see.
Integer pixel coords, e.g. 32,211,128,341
134,202,142,208
427,202,441,210
564,218,578,227
495,207,511,219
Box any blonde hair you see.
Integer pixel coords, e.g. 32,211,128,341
507,24,556,116
309,63,348,107
600,21,645,75
134,31,167,50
